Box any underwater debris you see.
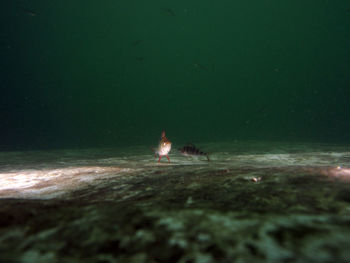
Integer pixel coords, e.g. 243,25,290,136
251,177,262,182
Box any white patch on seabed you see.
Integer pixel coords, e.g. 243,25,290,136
0,144,349,199
0,166,134,199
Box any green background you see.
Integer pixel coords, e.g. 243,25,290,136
1,0,349,150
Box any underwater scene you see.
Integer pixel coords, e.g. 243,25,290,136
1,1,350,262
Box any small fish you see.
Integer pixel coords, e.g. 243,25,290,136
135,56,144,62
21,7,38,17
179,144,210,161
162,8,175,16
194,63,207,71
154,131,172,162
131,40,143,46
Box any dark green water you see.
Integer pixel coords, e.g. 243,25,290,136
1,0,349,150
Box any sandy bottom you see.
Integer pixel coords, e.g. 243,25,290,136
0,141,349,199
1,141,350,262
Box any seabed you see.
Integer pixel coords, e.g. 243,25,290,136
0,141,350,262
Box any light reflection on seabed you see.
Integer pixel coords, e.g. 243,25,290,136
318,166,350,179
0,147,349,199
0,166,134,199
